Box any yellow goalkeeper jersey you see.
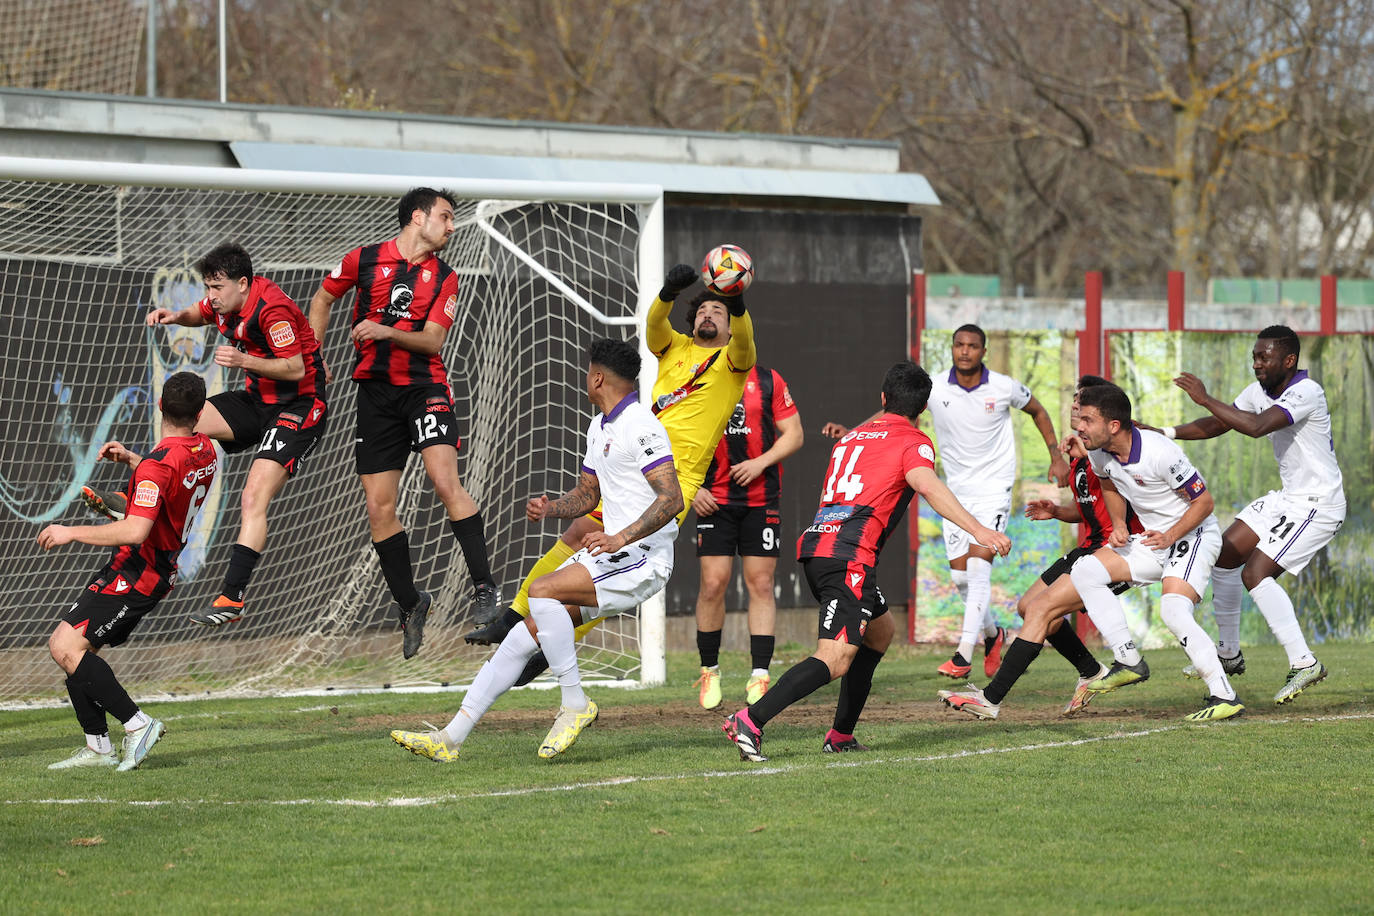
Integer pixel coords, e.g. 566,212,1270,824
645,297,756,496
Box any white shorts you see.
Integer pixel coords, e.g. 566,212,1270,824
1109,521,1222,598
1234,489,1345,575
560,542,673,622
942,494,1012,562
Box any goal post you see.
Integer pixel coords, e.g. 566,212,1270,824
0,155,667,703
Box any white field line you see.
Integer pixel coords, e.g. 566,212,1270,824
8,711,1371,809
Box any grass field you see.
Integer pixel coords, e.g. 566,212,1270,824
3,642,1372,913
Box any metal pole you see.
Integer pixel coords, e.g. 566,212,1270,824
218,0,227,103
145,0,156,97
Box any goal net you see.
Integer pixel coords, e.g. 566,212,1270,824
0,157,664,704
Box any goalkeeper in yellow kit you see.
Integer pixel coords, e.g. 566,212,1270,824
464,263,756,667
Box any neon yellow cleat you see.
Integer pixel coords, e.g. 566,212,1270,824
1183,695,1245,722
391,729,460,763
695,667,722,709
745,672,770,704
538,700,598,759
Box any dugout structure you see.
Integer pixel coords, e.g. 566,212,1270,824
0,156,668,703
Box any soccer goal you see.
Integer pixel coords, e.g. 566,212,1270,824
0,155,666,703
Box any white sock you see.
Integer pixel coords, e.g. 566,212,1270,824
1159,592,1235,700
86,733,112,755
444,622,539,746
750,668,769,678
1069,556,1142,666
1210,565,1244,658
958,559,991,661
529,596,587,710
122,710,150,732
1249,577,1316,668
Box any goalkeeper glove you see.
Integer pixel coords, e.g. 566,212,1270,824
658,263,697,302
720,293,747,317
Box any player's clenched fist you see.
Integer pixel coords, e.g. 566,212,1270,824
526,494,550,522
658,263,697,302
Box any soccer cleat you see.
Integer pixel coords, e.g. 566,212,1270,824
822,729,869,753
514,651,549,687
48,745,119,770
464,607,518,646
188,594,244,627
937,657,972,679
538,700,599,759
80,485,126,521
983,626,1006,678
695,667,722,709
470,582,501,627
1183,651,1246,679
115,718,165,771
390,729,461,763
1063,664,1110,716
1274,661,1327,705
1184,695,1246,722
745,672,770,704
939,684,1000,719
1085,659,1150,693
399,591,431,659
722,710,767,762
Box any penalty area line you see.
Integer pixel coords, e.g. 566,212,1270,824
10,711,1371,809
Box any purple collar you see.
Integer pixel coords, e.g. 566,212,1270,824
601,391,638,427
1110,427,1143,465
947,366,990,392
1271,369,1308,397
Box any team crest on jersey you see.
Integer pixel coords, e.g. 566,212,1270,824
268,320,296,348
422,269,432,283
984,397,996,413
133,480,160,508
918,443,935,462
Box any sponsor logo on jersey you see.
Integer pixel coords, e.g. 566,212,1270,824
443,294,457,321
823,599,837,629
94,605,128,637
813,505,856,524
782,386,794,408
133,480,160,508
918,443,935,462
849,571,864,588
278,412,302,424
386,284,414,318
330,262,343,279
381,266,393,278
182,461,217,488
114,577,130,594
268,319,296,348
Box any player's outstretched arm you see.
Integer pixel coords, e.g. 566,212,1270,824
907,465,1010,556
1171,373,1289,439
645,264,697,356
725,305,756,372
38,515,154,550
97,440,142,470
1022,395,1071,487
1025,498,1081,524
145,305,205,327
584,462,684,555
820,410,884,440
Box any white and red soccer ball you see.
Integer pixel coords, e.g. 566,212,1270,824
700,244,754,296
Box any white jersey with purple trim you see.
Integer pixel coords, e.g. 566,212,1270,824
1088,428,1213,533
927,367,1032,493
1233,372,1344,506
583,394,678,553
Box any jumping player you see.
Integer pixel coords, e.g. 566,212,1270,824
42,371,217,771
692,364,803,708
391,339,682,760
1168,325,1342,704
308,188,499,659
133,243,326,628
722,361,1010,762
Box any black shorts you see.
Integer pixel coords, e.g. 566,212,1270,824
354,380,461,475
61,589,160,649
1041,545,1131,595
801,557,889,646
211,390,327,477
696,505,781,557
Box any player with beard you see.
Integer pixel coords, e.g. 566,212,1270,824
1167,325,1343,704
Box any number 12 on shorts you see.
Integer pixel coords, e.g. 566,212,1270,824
414,413,442,443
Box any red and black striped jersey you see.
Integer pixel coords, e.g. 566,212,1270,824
321,239,459,387
797,414,936,566
197,276,325,405
703,366,798,508
1070,454,1143,549
89,433,218,600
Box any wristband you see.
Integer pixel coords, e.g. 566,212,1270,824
1162,426,1177,439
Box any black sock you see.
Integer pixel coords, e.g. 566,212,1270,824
1047,620,1103,679
697,628,723,668
65,675,107,737
501,607,526,627
833,645,883,735
984,638,1043,705
951,652,970,667
372,532,420,610
749,634,775,672
220,543,262,602
73,652,138,724
748,656,831,727
449,513,494,586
